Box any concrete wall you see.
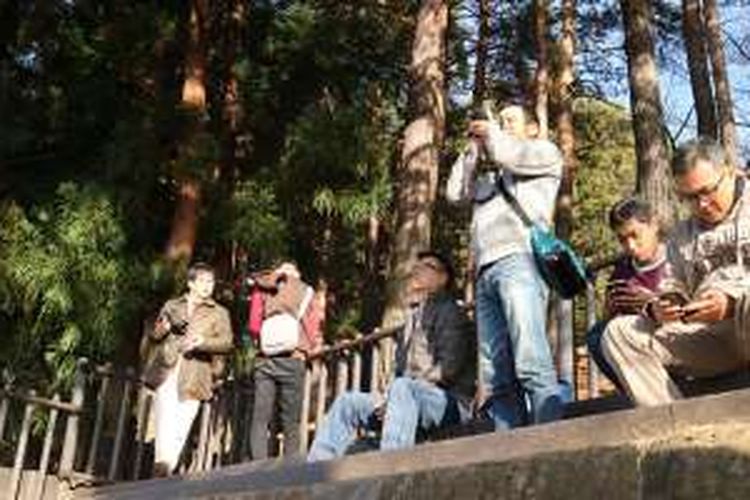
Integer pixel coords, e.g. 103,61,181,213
78,388,750,500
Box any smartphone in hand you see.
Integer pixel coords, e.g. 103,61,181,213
659,290,690,307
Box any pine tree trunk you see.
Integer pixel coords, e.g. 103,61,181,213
473,0,491,103
382,0,447,327
703,0,739,168
682,0,717,139
532,0,550,139
554,0,576,240
215,0,246,277
620,0,673,223
164,0,210,264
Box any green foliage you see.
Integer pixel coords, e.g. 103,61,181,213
208,179,289,268
570,97,637,261
0,183,147,388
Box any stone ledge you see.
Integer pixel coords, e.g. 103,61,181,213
77,388,750,499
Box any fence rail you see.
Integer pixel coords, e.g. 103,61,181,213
0,262,616,498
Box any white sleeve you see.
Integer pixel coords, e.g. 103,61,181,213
484,123,562,178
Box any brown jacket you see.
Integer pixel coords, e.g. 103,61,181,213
151,295,233,401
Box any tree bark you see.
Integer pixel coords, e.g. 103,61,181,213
164,0,210,264
473,0,491,103
215,0,247,278
554,0,576,239
382,0,447,327
620,0,673,223
703,0,739,168
533,0,550,140
682,0,717,139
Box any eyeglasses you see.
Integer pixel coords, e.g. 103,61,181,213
677,169,727,205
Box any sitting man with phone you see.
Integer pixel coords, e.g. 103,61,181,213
586,196,667,387
601,138,750,406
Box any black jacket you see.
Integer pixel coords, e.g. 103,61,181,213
396,290,476,402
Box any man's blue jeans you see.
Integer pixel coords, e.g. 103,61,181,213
475,252,563,429
307,377,464,461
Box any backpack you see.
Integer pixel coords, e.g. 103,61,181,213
247,285,265,340
259,284,314,356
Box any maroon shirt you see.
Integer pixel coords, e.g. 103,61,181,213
607,251,667,317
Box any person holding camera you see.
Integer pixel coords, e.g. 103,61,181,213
148,262,233,476
249,262,321,460
446,102,563,429
601,138,750,407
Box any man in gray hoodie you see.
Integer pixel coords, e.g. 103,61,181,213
447,104,563,429
602,138,750,406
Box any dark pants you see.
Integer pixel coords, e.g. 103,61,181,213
250,357,305,459
586,320,622,390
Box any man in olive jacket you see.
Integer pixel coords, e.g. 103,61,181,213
308,251,475,461
149,263,233,476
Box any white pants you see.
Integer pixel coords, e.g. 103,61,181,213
154,362,200,471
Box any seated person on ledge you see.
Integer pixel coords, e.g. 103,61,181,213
586,196,667,389
307,251,476,461
601,138,750,407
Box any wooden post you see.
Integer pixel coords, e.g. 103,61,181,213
133,386,152,480
59,358,88,478
108,370,134,481
299,364,312,453
351,351,362,392
315,360,328,432
586,281,600,399
0,384,9,443
556,298,575,402
85,374,110,475
196,401,212,472
10,391,36,500
369,342,380,394
335,356,349,398
33,394,60,500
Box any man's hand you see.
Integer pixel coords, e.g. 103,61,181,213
681,289,733,323
470,386,489,416
156,315,171,333
467,120,491,141
649,299,685,324
179,334,204,353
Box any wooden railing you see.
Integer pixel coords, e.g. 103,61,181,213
0,264,618,497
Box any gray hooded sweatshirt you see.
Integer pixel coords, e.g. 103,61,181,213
667,178,750,299
446,124,563,269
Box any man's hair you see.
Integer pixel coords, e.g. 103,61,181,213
608,196,654,230
187,262,215,282
416,250,455,288
671,137,726,177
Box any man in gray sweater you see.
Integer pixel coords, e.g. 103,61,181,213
602,138,750,406
447,104,563,429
